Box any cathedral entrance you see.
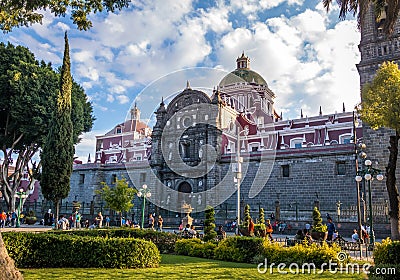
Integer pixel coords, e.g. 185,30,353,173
178,182,192,211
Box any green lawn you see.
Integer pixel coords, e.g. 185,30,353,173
20,254,367,280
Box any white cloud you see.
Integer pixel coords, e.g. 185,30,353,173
106,94,115,102
116,95,130,104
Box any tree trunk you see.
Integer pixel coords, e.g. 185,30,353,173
0,233,23,280
55,200,60,229
386,133,400,240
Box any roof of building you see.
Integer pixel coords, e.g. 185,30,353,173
219,52,268,87
219,68,268,87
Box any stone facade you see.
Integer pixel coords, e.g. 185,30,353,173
67,53,370,224
357,4,400,205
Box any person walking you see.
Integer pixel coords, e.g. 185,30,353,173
0,211,6,228
148,214,155,230
74,211,81,229
95,212,103,228
157,215,163,232
266,219,273,241
327,217,336,241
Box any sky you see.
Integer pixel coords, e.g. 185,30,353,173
0,0,361,163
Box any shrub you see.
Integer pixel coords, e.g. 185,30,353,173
3,232,160,268
175,239,217,259
214,236,264,263
311,207,327,233
259,208,265,224
262,239,341,266
374,238,400,265
203,207,217,242
243,204,251,228
44,228,177,253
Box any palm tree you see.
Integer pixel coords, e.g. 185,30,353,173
322,0,399,35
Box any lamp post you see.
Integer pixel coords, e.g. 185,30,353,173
353,111,367,243
336,201,342,223
15,188,27,228
137,184,151,229
233,125,248,233
356,159,384,244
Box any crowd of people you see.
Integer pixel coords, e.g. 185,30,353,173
0,210,18,228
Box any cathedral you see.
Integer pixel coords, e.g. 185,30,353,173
70,52,367,224
67,5,396,226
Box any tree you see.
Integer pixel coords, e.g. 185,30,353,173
0,234,22,280
358,61,400,240
0,42,94,212
243,204,251,228
259,207,265,225
0,0,131,32
40,32,74,224
322,1,399,35
203,206,217,242
96,177,137,226
311,207,327,233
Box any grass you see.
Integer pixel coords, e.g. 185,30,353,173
20,254,367,280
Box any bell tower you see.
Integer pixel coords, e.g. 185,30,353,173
357,5,400,87
356,4,400,204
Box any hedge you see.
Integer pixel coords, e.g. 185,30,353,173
214,236,265,263
2,232,160,268
175,239,216,259
178,236,341,266
44,228,177,253
262,240,341,266
374,238,400,265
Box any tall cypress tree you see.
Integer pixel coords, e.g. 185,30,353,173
40,32,74,224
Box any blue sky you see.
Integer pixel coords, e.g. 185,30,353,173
0,0,361,162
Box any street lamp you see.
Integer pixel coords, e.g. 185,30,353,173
233,125,248,233
137,184,151,229
15,188,27,228
356,158,384,244
336,201,342,223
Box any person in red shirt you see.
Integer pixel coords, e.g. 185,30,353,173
0,211,6,228
248,217,255,236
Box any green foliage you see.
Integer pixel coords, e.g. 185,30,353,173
243,204,251,228
262,239,341,267
0,40,93,211
254,223,266,237
203,206,217,242
175,239,217,259
359,61,400,132
259,207,265,224
47,227,177,254
41,33,74,213
214,236,265,263
311,207,327,233
2,232,160,268
374,238,400,265
96,177,137,226
322,0,396,35
0,1,130,32
1,42,94,147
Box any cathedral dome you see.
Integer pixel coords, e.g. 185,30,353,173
219,52,268,87
219,69,268,87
